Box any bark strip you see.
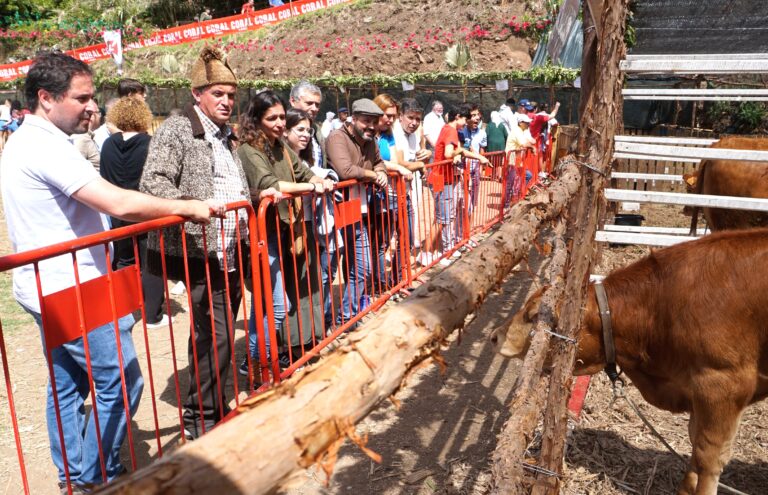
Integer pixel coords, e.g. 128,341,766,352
94,164,583,495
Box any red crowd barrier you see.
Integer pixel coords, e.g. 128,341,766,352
0,203,257,494
0,146,562,492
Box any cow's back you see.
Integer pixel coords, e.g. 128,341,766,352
699,136,768,230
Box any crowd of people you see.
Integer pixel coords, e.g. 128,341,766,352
0,47,560,494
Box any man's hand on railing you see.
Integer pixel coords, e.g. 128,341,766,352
204,199,227,219
395,165,413,181
374,170,388,188
416,148,432,161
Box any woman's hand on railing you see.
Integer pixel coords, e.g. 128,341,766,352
310,178,335,194
259,187,284,202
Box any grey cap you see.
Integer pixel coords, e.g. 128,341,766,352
351,98,383,116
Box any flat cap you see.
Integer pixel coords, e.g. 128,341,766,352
351,99,383,116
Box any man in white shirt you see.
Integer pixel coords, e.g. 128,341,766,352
498,97,518,135
422,100,445,150
0,52,213,493
392,98,432,263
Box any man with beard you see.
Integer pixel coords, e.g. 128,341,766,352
326,99,388,328
1,52,212,493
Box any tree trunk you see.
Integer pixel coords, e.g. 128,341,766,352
94,164,583,495
532,1,629,494
489,219,569,495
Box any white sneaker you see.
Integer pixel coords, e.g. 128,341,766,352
451,250,461,259
439,258,452,267
145,314,171,329
416,252,434,266
170,281,186,296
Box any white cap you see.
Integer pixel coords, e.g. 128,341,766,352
518,114,532,124
326,111,335,120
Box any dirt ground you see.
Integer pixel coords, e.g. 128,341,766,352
99,0,536,82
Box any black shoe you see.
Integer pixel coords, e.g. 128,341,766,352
238,357,249,376
277,352,292,370
58,481,93,494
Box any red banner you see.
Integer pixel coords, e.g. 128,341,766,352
0,0,354,83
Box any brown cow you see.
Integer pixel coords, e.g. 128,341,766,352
687,136,768,232
491,229,768,495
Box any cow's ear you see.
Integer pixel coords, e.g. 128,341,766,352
683,173,698,188
524,286,548,321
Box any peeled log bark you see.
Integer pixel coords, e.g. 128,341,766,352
532,2,629,494
94,164,583,495
489,219,569,495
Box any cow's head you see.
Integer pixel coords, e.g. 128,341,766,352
491,285,606,376
490,287,545,358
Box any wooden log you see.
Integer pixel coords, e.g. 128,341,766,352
93,164,583,495
532,1,630,494
489,219,569,495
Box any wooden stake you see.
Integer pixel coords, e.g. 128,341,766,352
532,1,629,493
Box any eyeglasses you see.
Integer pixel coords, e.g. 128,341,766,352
291,126,315,137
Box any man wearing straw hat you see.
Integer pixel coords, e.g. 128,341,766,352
140,47,254,440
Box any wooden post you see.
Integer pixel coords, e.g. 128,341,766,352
531,1,629,493
489,219,570,494
95,166,583,495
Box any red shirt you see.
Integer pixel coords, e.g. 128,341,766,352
529,113,550,139
434,125,460,185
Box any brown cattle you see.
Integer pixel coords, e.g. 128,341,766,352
491,229,768,495
687,136,768,232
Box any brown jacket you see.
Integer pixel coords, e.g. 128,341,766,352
326,124,386,180
140,103,248,280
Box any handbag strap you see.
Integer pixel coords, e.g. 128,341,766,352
281,145,302,218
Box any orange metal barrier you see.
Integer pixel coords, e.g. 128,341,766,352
0,202,258,494
0,145,564,492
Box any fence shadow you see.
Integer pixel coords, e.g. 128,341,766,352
296,245,550,494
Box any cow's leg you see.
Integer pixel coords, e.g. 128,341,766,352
676,411,698,495
685,396,746,495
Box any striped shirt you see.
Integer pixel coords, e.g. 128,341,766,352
194,106,248,270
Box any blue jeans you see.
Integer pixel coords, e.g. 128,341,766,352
434,183,457,252
26,309,143,485
504,168,533,207
469,165,480,212
249,234,288,358
338,221,371,324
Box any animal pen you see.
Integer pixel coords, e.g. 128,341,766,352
1,1,767,494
